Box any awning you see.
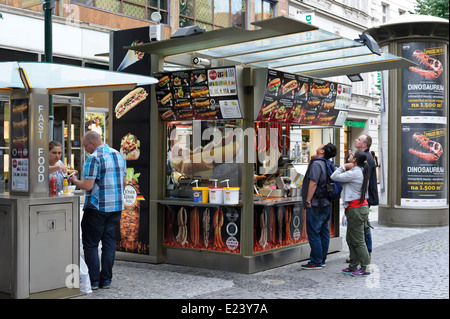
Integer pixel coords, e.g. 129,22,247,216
125,16,416,78
0,61,158,95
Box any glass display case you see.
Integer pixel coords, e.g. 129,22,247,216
53,98,84,177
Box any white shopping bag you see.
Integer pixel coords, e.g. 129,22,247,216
80,257,92,294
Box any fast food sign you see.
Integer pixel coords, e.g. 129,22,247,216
154,67,242,121
256,69,352,127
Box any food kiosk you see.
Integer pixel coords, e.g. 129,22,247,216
0,62,157,298
115,16,415,273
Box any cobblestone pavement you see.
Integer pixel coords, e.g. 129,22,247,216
74,208,449,300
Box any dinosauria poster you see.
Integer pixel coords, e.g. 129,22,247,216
400,42,447,207
401,42,446,117
401,121,446,207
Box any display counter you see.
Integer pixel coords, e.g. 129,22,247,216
158,194,338,273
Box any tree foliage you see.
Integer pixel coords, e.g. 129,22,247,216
412,0,449,20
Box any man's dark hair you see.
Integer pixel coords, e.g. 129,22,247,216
323,143,337,159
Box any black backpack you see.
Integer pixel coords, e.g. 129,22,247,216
313,158,342,203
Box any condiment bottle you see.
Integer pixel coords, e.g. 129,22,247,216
63,177,69,194
50,176,57,196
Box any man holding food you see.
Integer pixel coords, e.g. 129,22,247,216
69,131,127,290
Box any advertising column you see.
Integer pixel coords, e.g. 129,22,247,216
400,42,447,207
112,27,151,255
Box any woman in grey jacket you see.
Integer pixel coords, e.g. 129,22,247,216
331,150,371,276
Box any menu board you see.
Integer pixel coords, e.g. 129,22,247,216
154,67,242,121
256,69,352,127
10,98,29,192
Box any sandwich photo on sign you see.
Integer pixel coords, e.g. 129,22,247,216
115,87,148,119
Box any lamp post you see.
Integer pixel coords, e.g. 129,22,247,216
43,0,55,140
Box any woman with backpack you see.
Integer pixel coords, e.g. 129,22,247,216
330,150,371,276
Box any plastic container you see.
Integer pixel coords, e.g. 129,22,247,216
209,187,223,204
209,179,223,204
224,187,240,204
191,180,209,203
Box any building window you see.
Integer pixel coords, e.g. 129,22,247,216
382,3,389,24
70,0,169,24
254,0,275,22
179,0,246,30
342,0,367,11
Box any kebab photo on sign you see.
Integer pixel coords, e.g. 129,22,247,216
117,40,145,71
119,167,145,252
120,133,140,160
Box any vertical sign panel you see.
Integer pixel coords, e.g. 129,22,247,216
400,42,447,207
112,27,151,255
10,97,29,193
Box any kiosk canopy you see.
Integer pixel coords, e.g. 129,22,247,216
126,16,416,77
0,61,158,95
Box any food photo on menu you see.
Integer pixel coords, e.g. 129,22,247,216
120,133,141,161
117,40,145,72
114,87,149,119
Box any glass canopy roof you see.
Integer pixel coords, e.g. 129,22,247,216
126,16,416,78
0,61,158,94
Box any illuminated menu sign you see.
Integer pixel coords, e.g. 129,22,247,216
154,67,242,121
256,69,352,127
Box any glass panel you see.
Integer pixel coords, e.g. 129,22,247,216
71,0,95,5
231,0,245,28
197,21,214,31
71,106,82,149
179,17,195,28
196,0,213,22
148,0,168,10
262,0,273,19
179,0,195,17
148,8,168,24
132,0,146,4
280,52,400,74
166,121,242,199
214,0,230,27
252,44,371,68
254,0,262,21
96,0,121,12
8,62,157,89
197,30,342,59
123,2,146,19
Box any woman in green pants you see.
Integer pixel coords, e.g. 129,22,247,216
331,150,371,276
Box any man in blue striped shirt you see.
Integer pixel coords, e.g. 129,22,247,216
70,131,126,289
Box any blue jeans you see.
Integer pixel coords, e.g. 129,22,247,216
305,205,332,266
81,208,122,287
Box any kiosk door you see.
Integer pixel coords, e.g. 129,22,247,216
29,203,73,293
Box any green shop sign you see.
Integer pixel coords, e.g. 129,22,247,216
345,120,365,127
